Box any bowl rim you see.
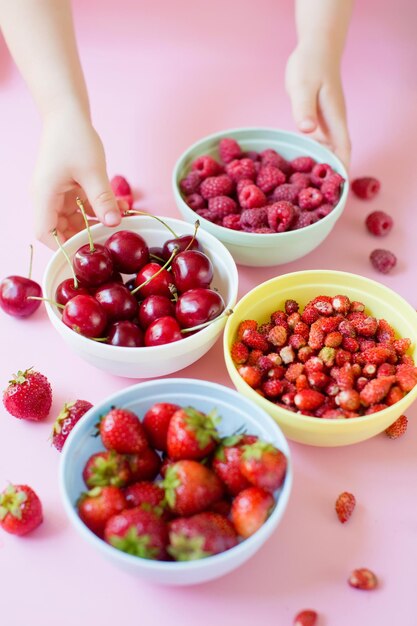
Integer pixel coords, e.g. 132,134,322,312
42,215,239,355
172,126,349,242
59,377,293,572
224,269,417,426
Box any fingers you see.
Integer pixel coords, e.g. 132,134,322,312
287,80,319,134
32,184,63,249
80,170,121,228
318,86,351,170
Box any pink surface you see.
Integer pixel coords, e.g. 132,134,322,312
1,1,417,624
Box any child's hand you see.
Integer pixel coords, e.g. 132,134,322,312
32,108,122,248
285,44,351,169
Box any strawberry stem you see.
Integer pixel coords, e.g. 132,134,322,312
181,308,233,334
52,229,79,289
131,247,178,295
76,197,95,253
124,209,178,238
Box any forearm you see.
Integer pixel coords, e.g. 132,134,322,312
0,0,90,120
295,0,353,60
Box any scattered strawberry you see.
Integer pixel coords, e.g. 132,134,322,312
3,368,52,421
348,567,378,590
212,434,258,496
168,512,238,560
385,415,408,439
239,441,287,492
77,486,126,537
167,406,220,461
99,407,148,454
162,460,224,516
0,484,43,536
293,610,318,626
335,491,356,523
104,507,168,560
52,400,93,451
83,450,132,488
231,487,275,538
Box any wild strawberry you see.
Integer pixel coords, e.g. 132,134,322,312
285,299,300,315
0,484,43,536
365,404,388,415
262,379,284,398
99,408,148,455
318,347,336,367
385,415,408,439
294,389,324,411
240,441,287,492
359,376,396,406
167,406,220,461
333,364,355,390
376,319,395,343
247,350,264,366
83,450,132,489
142,402,180,452
301,305,320,325
287,313,302,330
294,321,310,339
124,481,166,513
314,397,337,417
258,322,274,335
289,334,307,350
332,295,350,315
325,331,343,348
325,381,339,396
396,364,417,392
51,400,93,452
308,371,329,389
267,325,288,347
304,356,325,374
280,345,295,364
236,319,258,341
231,487,275,538
297,346,314,363
168,512,238,560
242,329,269,351
308,321,325,350
127,447,162,482
319,315,343,333
104,507,168,560
310,295,334,316
348,568,378,590
352,316,378,337
393,338,411,355
257,354,280,371
212,434,258,496
342,337,359,353
361,346,393,365
335,349,352,366
230,341,249,365
3,368,52,421
355,377,369,392
401,354,415,366
335,491,356,523
238,365,262,388
322,409,345,419
268,365,286,379
293,610,318,626
162,460,223,516
359,339,376,352
362,363,377,378
386,385,404,405
338,320,356,338
295,374,309,391
285,362,304,382
349,300,365,313
77,486,127,536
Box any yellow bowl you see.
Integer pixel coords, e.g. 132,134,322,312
224,270,417,447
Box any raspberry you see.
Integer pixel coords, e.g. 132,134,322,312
313,204,334,219
294,389,324,411
256,165,286,194
292,211,319,230
321,180,342,204
267,325,288,347
240,208,268,230
179,171,202,195
222,214,241,230
270,183,300,204
348,568,378,590
186,193,206,210
293,609,318,626
236,178,254,195
236,319,258,341
238,184,267,210
332,295,350,315
260,149,290,173
290,156,316,173
218,138,242,164
336,389,360,411
365,210,393,236
396,364,417,392
393,338,411,355
267,201,295,232
262,379,284,398
370,249,397,274
230,341,249,364
226,158,256,182
310,163,333,186
351,176,380,200
385,415,408,439
245,150,260,162
362,345,393,365
289,172,310,188
335,491,356,523
376,319,395,344
242,329,269,352
254,227,275,234
192,155,222,179
325,331,343,348
359,376,396,406
238,365,262,388
208,196,237,220
195,209,213,222
200,174,234,199
298,187,323,210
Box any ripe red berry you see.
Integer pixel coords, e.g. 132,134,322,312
385,415,408,439
365,211,393,236
3,368,52,421
370,249,397,274
0,484,43,536
351,177,380,200
348,567,378,590
335,491,356,523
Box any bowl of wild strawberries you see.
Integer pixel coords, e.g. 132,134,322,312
59,378,292,585
173,128,348,266
223,270,417,446
42,215,238,378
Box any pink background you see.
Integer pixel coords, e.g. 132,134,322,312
1,1,417,624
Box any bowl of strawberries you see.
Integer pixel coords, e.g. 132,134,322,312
224,270,417,446
172,128,348,266
59,378,292,585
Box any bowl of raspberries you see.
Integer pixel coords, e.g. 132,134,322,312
173,128,348,266
59,378,292,585
224,270,417,446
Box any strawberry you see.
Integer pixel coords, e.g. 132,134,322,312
209,499,232,517
335,491,356,523
52,400,93,451
3,368,52,421
124,481,166,515
82,451,132,489
294,610,318,626
348,567,378,590
359,376,396,406
162,460,224,516
142,402,180,452
167,406,220,461
168,512,238,560
240,441,287,492
212,434,258,496
104,507,168,560
99,407,148,454
127,447,162,482
0,484,43,536
385,415,408,439
231,487,275,538
77,486,126,536
294,389,324,411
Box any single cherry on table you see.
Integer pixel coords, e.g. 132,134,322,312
0,245,42,317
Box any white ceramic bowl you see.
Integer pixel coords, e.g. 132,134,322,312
60,378,292,585
42,216,238,378
172,127,349,266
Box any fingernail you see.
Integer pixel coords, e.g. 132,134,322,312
299,119,316,132
104,210,121,226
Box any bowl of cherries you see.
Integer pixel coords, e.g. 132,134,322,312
42,212,238,378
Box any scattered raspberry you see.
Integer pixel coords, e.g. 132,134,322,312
230,341,249,364
351,177,380,200
335,491,356,523
291,156,316,173
237,365,262,388
298,187,323,210
321,179,342,204
385,415,408,439
191,155,222,179
200,174,234,199
267,201,295,232
289,172,310,189
222,214,242,230
238,184,267,210
256,165,285,193
226,158,256,182
186,194,206,210
293,609,318,626
348,568,378,590
219,138,242,164
270,183,300,204
310,163,332,186
208,196,237,220
370,249,397,274
240,208,268,230
366,211,393,237
359,376,396,406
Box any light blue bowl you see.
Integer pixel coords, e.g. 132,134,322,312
60,378,292,585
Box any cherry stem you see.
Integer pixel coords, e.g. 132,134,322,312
181,308,233,334
91,337,109,343
183,220,200,253
124,210,178,238
76,197,95,253
28,296,65,310
28,244,34,280
150,253,165,263
131,246,179,295
52,229,79,290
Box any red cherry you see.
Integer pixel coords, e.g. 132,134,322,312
134,263,174,299
55,278,90,306
73,243,114,287
161,235,201,261
0,276,42,317
107,321,144,347
170,250,213,293
144,316,182,346
138,295,175,329
105,230,149,274
175,288,225,328
62,295,107,337
94,282,138,322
